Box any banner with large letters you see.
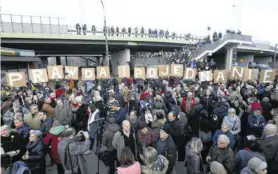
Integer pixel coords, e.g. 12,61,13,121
5,64,276,87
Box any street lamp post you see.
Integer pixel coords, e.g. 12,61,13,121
100,0,109,66
274,44,277,68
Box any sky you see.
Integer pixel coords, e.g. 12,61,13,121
1,0,278,45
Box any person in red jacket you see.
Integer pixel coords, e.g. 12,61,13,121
182,92,195,115
43,121,65,174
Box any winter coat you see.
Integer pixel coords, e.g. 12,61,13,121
151,119,165,137
40,116,53,137
167,118,184,146
58,139,91,174
212,130,235,148
26,136,44,162
42,103,54,119
156,136,177,174
235,150,266,171
94,100,106,118
54,103,73,126
102,123,120,151
117,161,141,174
112,130,138,161
3,107,30,126
261,101,272,122
16,123,30,140
115,91,124,107
189,103,204,137
257,134,278,171
185,142,202,174
75,104,87,126
24,113,41,130
208,145,235,174
141,155,169,174
247,115,266,137
114,107,127,125
223,115,241,135
1,132,25,162
137,127,157,152
152,102,167,117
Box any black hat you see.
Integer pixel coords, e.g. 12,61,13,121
161,123,172,135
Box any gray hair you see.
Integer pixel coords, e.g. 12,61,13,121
190,137,203,153
195,97,200,104
228,108,236,114
262,97,269,103
143,147,158,166
14,116,24,122
0,125,11,133
30,130,42,137
29,104,38,109
61,127,76,138
122,120,130,127
218,134,230,145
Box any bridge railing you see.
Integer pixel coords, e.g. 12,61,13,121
0,14,204,42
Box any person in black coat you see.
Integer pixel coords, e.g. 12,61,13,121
23,130,45,174
156,124,177,174
75,97,88,131
261,97,272,122
189,97,204,137
166,112,185,161
1,125,25,162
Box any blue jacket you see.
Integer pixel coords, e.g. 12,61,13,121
26,136,44,162
212,129,235,148
114,107,127,125
17,123,31,140
247,115,266,137
40,116,53,137
235,150,266,170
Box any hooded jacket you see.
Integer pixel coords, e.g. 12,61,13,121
102,123,120,151
43,125,65,163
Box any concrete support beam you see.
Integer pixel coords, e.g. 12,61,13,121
111,49,131,76
225,45,236,70
56,56,61,65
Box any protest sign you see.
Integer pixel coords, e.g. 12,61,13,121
81,68,95,80
231,66,244,80
118,65,130,78
6,72,26,87
47,66,64,80
97,66,110,79
134,67,145,79
146,67,158,79
199,70,213,82
260,69,276,83
184,68,197,79
170,64,183,77
243,68,259,82
29,69,49,83
214,70,227,83
65,66,79,80
158,65,170,77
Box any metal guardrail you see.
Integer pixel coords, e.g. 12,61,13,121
1,14,204,42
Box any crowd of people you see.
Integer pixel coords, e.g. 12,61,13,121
74,23,202,41
1,71,278,174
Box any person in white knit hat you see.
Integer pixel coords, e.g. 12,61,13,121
240,157,267,174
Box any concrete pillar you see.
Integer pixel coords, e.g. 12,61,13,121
225,45,236,70
111,49,131,76
40,57,48,68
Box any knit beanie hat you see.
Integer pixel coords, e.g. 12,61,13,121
251,102,263,113
263,124,277,136
161,123,172,135
248,157,267,171
210,161,227,174
50,125,65,135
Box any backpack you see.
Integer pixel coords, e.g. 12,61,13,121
11,161,31,174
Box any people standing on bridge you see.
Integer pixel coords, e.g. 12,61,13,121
172,32,176,39
141,27,144,37
134,27,138,37
128,27,132,37
116,26,119,36
76,23,81,35
92,25,96,35
218,32,222,40
122,27,126,37
213,32,218,42
165,30,169,39
154,29,158,38
82,24,87,35
108,26,111,36
111,26,115,36
103,26,107,36
148,28,152,38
